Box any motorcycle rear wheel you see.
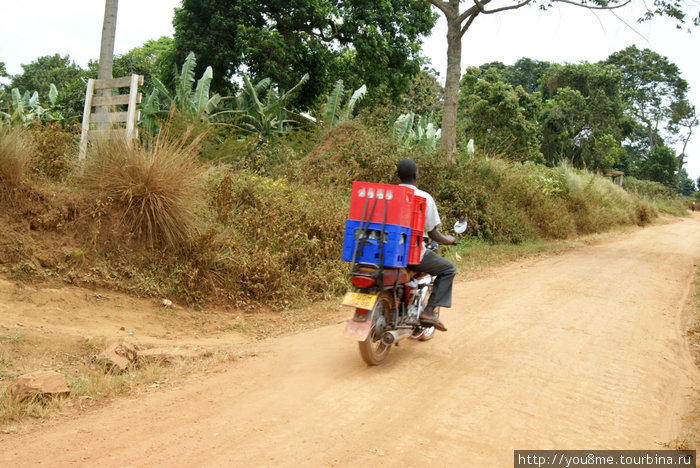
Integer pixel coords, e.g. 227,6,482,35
358,291,392,366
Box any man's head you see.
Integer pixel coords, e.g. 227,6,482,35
396,158,418,184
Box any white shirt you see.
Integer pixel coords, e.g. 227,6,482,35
400,183,441,260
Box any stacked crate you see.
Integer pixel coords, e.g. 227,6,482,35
406,195,426,265
341,182,425,268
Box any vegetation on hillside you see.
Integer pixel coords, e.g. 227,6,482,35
1,21,698,309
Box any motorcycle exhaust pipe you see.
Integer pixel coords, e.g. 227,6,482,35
381,328,413,346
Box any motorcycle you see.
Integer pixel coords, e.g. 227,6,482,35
342,220,467,366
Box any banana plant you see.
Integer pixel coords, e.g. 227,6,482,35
138,87,162,134
4,84,63,125
394,112,442,151
151,52,222,121
230,73,310,138
322,80,366,127
0,89,7,122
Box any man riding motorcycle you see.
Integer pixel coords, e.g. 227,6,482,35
396,159,457,332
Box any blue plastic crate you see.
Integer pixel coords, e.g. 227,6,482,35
341,219,411,268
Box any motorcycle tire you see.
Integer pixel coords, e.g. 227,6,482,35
358,291,393,366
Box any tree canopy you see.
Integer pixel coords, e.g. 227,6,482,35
458,67,542,163
604,46,689,151
8,54,83,106
173,0,437,108
539,62,632,170
426,0,699,163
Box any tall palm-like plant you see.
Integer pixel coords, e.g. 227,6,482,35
394,112,442,152
3,85,62,125
150,52,222,121
322,80,366,127
232,73,309,138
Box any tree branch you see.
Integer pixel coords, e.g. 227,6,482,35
481,0,533,15
460,12,481,37
459,0,491,23
426,0,451,17
549,0,632,11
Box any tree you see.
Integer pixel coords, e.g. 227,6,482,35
538,62,631,170
172,0,437,108
98,0,118,81
458,67,542,162
480,57,551,94
397,69,444,117
88,37,176,92
605,46,690,155
426,0,698,164
95,0,119,128
637,145,678,189
8,55,83,104
678,168,696,196
0,61,7,79
669,99,698,174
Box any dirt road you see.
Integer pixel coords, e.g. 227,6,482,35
1,215,699,467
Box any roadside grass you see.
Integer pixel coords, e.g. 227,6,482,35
82,131,206,249
0,125,34,189
447,237,576,272
0,339,247,429
649,197,690,217
0,119,684,311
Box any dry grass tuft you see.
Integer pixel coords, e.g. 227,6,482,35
0,125,34,188
83,131,206,248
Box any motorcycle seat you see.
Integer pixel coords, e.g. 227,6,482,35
351,264,429,286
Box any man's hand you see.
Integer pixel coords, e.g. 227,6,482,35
428,228,456,246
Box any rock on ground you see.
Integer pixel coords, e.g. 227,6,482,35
96,342,138,372
10,370,70,400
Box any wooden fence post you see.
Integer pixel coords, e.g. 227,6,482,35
78,74,144,167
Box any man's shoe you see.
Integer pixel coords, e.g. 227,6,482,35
420,305,447,332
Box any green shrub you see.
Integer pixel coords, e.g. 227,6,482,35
201,168,348,305
300,121,405,186
622,176,672,198
29,121,80,180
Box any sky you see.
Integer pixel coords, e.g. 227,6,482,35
1,0,698,181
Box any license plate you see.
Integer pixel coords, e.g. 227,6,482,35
341,291,378,310
344,319,372,341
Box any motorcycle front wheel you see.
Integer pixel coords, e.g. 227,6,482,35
358,291,392,366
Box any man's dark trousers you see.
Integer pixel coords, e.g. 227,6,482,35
415,249,457,307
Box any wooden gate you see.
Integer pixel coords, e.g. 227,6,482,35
78,74,144,164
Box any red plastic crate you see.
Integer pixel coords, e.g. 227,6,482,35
411,196,426,232
347,182,415,227
407,229,423,265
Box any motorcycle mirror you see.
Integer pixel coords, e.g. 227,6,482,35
454,219,468,234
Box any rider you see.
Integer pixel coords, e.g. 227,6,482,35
396,159,457,332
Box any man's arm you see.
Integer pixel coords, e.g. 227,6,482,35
427,226,456,245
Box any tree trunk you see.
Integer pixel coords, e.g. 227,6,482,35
98,0,118,81
96,0,118,130
676,109,697,175
438,5,462,164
